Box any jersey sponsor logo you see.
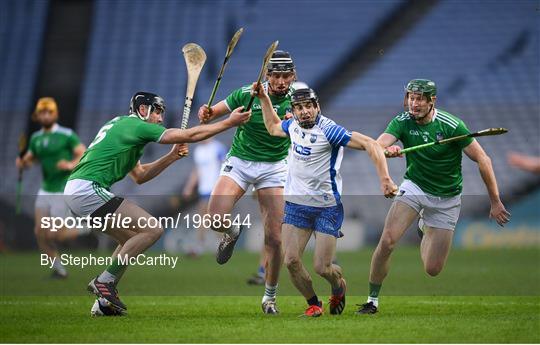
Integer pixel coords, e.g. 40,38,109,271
292,142,311,156
410,130,430,142
251,104,261,110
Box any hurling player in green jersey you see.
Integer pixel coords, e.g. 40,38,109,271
64,92,250,314
16,97,86,278
197,51,296,314
357,79,510,315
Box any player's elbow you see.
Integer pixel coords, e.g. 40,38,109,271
132,176,144,185
477,154,492,168
270,128,281,137
130,172,146,185
268,125,284,137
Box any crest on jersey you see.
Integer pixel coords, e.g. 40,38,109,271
310,134,317,143
436,132,444,141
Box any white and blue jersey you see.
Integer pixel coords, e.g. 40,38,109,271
281,114,352,237
281,114,352,208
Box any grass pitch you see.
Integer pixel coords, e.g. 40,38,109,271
1,247,539,343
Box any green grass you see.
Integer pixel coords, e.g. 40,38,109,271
1,248,539,343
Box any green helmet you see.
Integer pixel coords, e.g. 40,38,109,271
405,79,437,98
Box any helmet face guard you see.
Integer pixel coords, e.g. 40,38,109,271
129,92,166,120
291,88,320,129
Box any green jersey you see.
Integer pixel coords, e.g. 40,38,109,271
69,115,166,189
225,82,292,162
384,109,473,196
28,124,81,192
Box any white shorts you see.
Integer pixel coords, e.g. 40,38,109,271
64,179,115,217
35,189,69,218
394,179,461,231
220,156,287,191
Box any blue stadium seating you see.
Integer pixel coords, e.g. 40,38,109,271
0,0,49,195
2,0,537,223
327,0,539,205
75,0,402,197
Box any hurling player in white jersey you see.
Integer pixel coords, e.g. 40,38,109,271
253,84,397,316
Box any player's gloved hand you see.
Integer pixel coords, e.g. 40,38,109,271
228,106,251,126
384,145,403,158
170,143,189,160
198,104,212,124
489,200,511,227
250,82,267,99
381,177,398,198
56,159,74,171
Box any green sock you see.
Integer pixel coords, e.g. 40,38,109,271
369,282,382,298
107,258,127,275
98,258,128,283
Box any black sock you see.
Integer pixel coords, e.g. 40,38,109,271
307,295,319,306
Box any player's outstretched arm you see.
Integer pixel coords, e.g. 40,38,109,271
129,144,189,184
507,152,540,173
348,132,397,197
198,101,230,124
377,133,402,158
160,108,251,144
252,82,287,137
464,140,511,226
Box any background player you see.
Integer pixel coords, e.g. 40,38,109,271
64,91,250,314
507,152,540,174
197,51,297,314
254,85,397,316
16,97,86,278
357,79,511,314
182,138,227,256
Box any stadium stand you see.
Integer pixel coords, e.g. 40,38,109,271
0,0,49,196
74,0,402,200
328,0,539,210
1,0,537,230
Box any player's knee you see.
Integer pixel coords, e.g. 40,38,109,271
378,235,396,255
45,229,58,242
151,227,164,242
424,262,443,277
284,255,301,271
313,261,331,277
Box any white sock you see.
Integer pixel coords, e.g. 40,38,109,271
367,296,379,307
98,270,117,284
262,283,277,303
224,224,240,238
52,258,66,274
